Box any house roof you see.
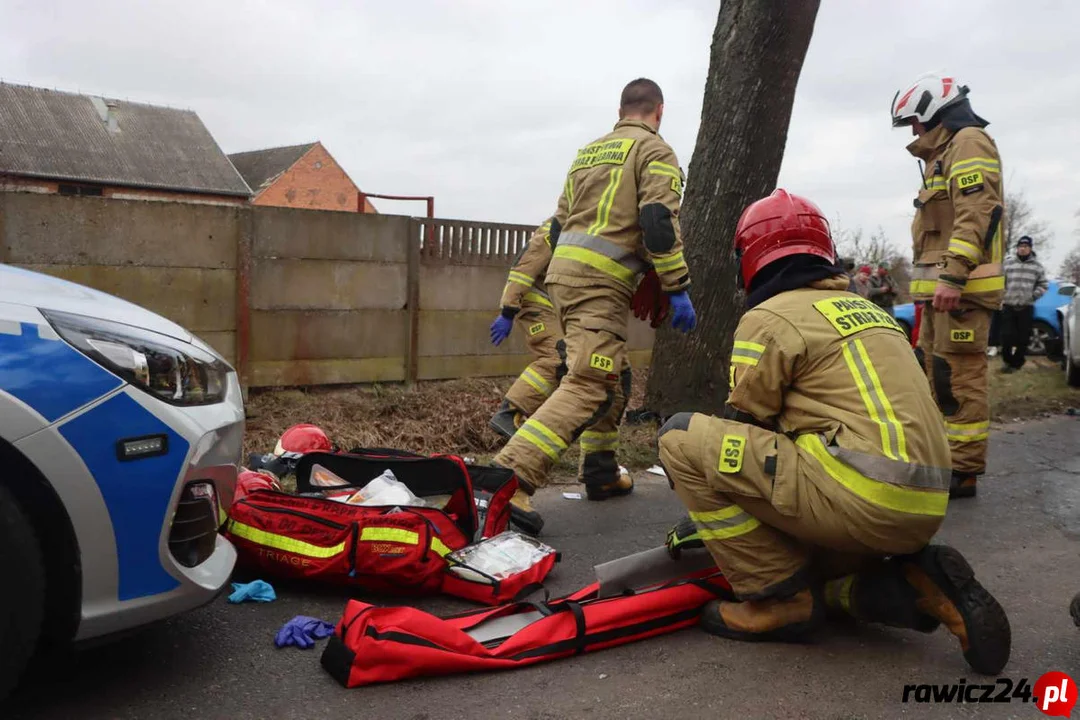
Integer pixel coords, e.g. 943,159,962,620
0,82,252,197
227,142,317,194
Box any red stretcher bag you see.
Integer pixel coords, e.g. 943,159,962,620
320,568,732,688
223,448,524,597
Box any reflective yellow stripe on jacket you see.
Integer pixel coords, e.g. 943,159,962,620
796,434,948,516
553,231,647,286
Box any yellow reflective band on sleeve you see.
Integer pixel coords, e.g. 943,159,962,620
581,430,619,453
518,418,568,461
587,167,625,236
910,276,1004,297
842,339,909,462
731,340,765,367
948,157,1000,180
522,291,553,308
564,176,575,209
796,434,947,516
430,537,452,557
689,506,760,540
948,238,983,263
923,176,947,191
508,271,534,287
520,367,553,397
652,251,686,273
360,527,420,545
647,161,684,197
227,520,347,558
552,245,636,285
945,420,989,443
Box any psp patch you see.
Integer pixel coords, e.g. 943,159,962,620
529,322,546,336
812,297,905,337
589,353,615,372
718,435,746,474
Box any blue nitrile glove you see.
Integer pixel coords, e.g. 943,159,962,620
227,579,276,604
490,313,514,346
274,615,336,649
668,291,697,333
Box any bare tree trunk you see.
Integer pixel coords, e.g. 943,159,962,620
644,0,820,417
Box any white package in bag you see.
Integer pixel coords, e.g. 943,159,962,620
447,531,555,582
346,469,427,507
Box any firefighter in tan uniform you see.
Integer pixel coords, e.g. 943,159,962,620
891,73,1004,498
660,190,1010,676
489,218,566,439
489,78,697,532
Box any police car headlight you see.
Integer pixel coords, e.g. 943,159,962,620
42,310,230,406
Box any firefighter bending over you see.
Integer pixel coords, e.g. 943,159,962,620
660,190,1010,676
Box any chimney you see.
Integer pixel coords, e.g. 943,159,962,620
90,96,120,133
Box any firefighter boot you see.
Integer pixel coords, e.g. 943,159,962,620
489,400,523,440
700,587,826,643
823,560,941,633
508,489,544,536
900,544,1011,675
583,452,634,501
949,471,978,499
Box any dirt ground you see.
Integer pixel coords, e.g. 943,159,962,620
243,357,1080,475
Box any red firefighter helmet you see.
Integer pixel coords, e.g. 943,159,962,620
233,469,281,503
274,423,332,456
733,189,835,289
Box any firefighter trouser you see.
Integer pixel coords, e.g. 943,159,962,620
494,284,632,492
504,302,566,417
915,303,991,475
657,413,944,600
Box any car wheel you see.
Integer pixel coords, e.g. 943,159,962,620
1028,321,1056,357
1067,329,1080,388
0,483,45,701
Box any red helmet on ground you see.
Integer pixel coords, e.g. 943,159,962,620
734,189,835,289
274,423,332,456
233,469,281,503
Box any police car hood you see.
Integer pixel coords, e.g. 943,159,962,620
0,264,193,343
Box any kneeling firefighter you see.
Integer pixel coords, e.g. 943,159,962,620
660,190,1010,675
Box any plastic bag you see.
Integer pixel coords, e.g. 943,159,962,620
447,532,555,582
346,469,427,507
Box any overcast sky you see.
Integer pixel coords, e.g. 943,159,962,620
2,0,1077,272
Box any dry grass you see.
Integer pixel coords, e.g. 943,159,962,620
242,370,660,477
989,356,1080,421
243,356,1077,476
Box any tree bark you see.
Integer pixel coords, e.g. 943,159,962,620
644,0,820,417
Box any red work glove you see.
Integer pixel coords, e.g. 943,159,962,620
631,269,670,328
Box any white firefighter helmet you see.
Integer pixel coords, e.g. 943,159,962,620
891,72,968,128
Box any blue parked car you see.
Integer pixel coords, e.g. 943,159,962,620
892,278,1077,356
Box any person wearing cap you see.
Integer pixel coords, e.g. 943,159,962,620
999,235,1048,373
853,265,873,298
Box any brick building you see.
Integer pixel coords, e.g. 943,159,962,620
0,82,252,205
228,142,376,213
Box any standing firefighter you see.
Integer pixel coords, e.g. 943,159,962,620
660,190,1010,675
891,73,1004,499
489,218,566,439
490,78,696,532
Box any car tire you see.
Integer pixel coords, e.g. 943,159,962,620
1029,321,1057,357
1066,329,1080,388
0,483,45,702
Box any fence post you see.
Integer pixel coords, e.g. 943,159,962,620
235,207,254,400
405,218,421,386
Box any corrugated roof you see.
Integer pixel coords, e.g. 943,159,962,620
227,143,317,194
0,82,252,197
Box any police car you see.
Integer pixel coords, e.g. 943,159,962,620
0,264,242,698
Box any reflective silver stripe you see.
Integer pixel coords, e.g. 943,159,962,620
731,347,762,363
689,506,761,540
830,446,951,491
558,231,648,275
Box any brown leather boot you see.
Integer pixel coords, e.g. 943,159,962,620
586,467,634,501
508,489,544,535
900,544,1010,675
949,472,978,498
700,588,825,643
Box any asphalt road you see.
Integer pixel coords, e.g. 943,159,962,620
6,416,1080,720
